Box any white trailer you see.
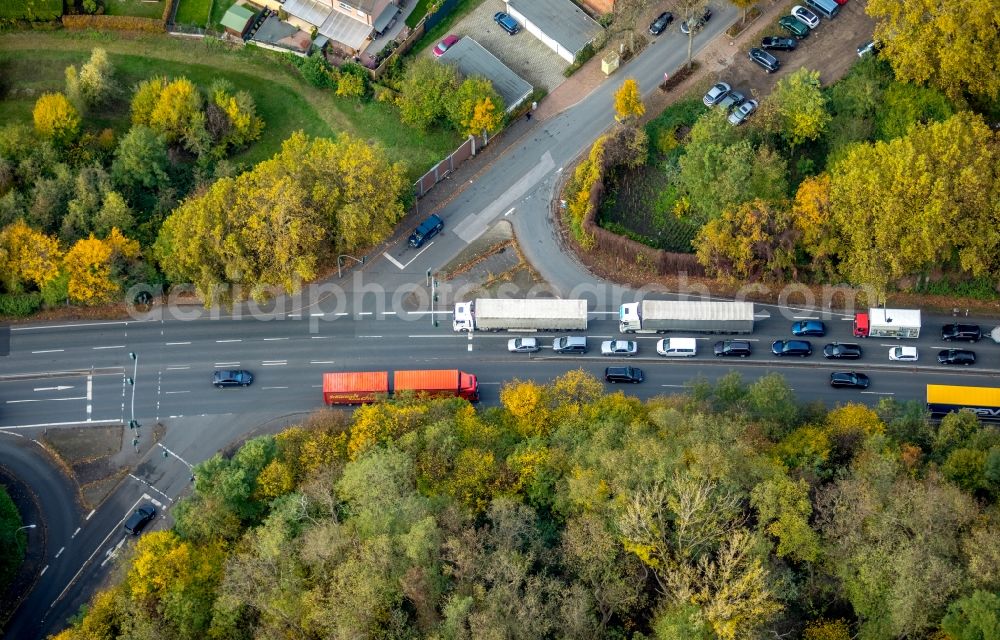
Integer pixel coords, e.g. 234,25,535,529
453,298,588,332
619,300,755,334
853,308,921,339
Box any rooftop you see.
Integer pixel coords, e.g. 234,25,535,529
508,0,603,57
439,37,532,113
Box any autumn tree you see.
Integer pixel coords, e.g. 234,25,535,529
830,112,1000,299
130,76,168,126
791,173,839,279
398,57,459,131
63,228,139,305
866,0,1000,102
761,68,830,147
0,220,62,292
447,76,505,136
65,48,116,110
33,93,80,146
208,80,264,154
694,199,797,282
614,78,645,122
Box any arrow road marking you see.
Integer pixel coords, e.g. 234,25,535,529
33,385,73,391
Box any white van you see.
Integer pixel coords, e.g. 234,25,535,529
656,337,697,357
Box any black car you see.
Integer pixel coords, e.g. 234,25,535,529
124,504,156,535
938,349,976,366
408,214,444,248
494,12,519,35
714,340,752,357
823,342,862,359
792,320,826,337
830,371,870,389
772,340,812,357
941,323,981,342
761,36,797,51
605,366,643,384
749,48,780,73
213,369,254,388
649,11,674,35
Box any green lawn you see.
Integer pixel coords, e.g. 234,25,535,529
0,31,460,174
103,0,166,19
174,0,213,26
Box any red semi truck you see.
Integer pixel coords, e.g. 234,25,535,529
323,369,479,405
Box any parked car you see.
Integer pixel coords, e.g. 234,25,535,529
408,214,444,248
749,48,780,73
941,323,982,342
213,369,253,388
507,337,540,353
714,340,752,357
888,346,918,361
656,337,697,357
124,504,156,535
938,349,976,366
823,342,862,359
605,366,644,384
680,7,712,34
779,15,810,39
830,371,870,389
728,99,758,125
601,340,638,357
649,11,674,35
494,11,519,35
792,320,826,337
833,0,849,4
772,340,813,357
433,34,460,57
717,89,746,111
703,82,731,106
552,336,588,354
856,39,880,57
761,36,797,51
791,5,820,28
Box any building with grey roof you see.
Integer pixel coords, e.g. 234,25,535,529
506,0,603,63
438,37,533,113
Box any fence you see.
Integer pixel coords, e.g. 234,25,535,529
423,0,462,32
413,133,487,198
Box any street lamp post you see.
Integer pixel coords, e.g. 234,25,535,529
16,524,37,532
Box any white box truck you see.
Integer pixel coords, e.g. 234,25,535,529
619,300,755,334
853,308,921,338
453,298,589,332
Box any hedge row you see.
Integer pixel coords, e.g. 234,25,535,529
62,13,166,32
0,292,43,317
0,0,62,21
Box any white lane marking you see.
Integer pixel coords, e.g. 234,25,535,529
0,417,117,430
478,382,501,385
263,386,289,389
40,565,48,576
468,344,473,352
263,337,288,341
55,547,64,558
213,362,240,367
86,510,95,521
335,312,349,316
357,312,373,316
311,312,325,317
589,311,618,315
261,361,287,366
157,443,193,469
216,339,242,343
310,336,331,339
7,396,86,404
165,341,191,345
861,391,895,396
92,345,125,350
33,385,73,391
31,349,64,354
384,252,405,269
87,375,92,420
358,335,383,338
129,473,173,503
310,360,335,364
164,390,190,394
72,527,81,537
383,311,397,315
166,366,190,370
504,207,515,216
661,384,688,388
792,316,819,320
13,319,154,331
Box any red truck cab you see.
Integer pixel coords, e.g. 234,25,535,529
853,312,870,338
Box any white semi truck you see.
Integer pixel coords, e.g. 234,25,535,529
619,300,755,334
453,298,589,332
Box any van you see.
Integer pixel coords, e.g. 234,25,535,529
656,337,697,357
408,214,444,248
605,366,644,384
804,0,839,19
553,336,588,354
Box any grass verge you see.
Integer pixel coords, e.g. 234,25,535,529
174,0,212,26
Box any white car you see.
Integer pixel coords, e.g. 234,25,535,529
507,337,540,353
791,5,820,28
889,346,918,362
656,337,697,357
601,340,638,357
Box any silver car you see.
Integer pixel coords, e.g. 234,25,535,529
601,340,638,357
702,82,731,107
508,337,540,353
728,99,758,125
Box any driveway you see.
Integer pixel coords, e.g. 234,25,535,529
434,0,569,92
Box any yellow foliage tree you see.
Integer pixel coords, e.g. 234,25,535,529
694,199,797,282
33,92,80,146
803,618,852,640
791,173,839,277
0,220,62,292
614,78,645,122
826,403,884,438
466,98,502,137
148,77,202,143
500,379,551,437
63,228,139,305
448,446,500,513
347,402,428,460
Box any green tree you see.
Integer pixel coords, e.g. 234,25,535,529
447,76,505,136
941,590,1000,640
111,125,170,194
93,191,135,237
33,93,80,146
70,48,116,110
398,57,459,131
751,475,820,562
762,68,830,146
0,485,26,591
867,0,1000,101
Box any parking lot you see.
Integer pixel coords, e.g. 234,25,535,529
428,0,570,92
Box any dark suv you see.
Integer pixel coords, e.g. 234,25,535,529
605,366,643,384
408,214,444,248
748,48,780,73
213,369,253,388
772,340,812,357
830,371,870,389
941,323,981,342
761,36,797,51
938,349,976,366
823,342,862,359
714,340,752,357
124,504,156,535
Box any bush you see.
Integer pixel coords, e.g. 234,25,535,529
0,0,62,21
0,485,26,592
0,292,43,316
563,42,596,77
295,52,335,88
